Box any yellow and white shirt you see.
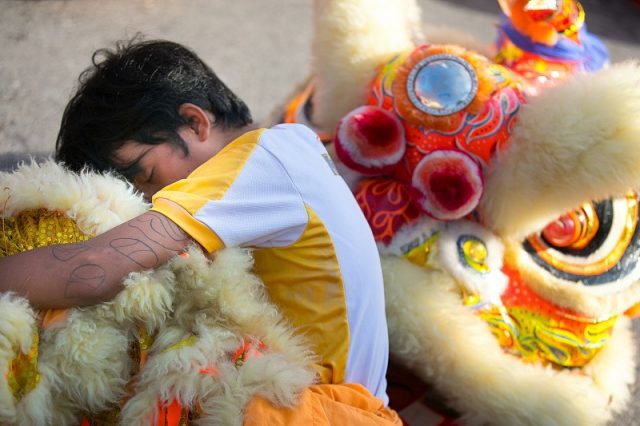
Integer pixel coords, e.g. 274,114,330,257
151,124,389,404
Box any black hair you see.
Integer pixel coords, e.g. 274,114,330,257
55,36,252,179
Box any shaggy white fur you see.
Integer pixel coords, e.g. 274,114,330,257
480,62,640,241
120,248,317,426
0,158,148,235
382,255,636,426
311,0,420,133
0,160,149,425
0,294,38,423
0,161,316,425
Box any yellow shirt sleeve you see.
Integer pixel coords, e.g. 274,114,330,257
150,129,265,252
151,198,225,252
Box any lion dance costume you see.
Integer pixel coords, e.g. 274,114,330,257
279,0,640,424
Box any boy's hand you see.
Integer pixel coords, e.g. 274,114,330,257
0,211,192,309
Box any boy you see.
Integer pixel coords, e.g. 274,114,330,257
0,39,398,422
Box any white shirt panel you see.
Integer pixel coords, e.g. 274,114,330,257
193,143,308,248
259,124,390,404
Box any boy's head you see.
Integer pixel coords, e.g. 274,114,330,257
55,37,252,190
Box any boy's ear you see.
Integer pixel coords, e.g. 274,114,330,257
178,103,212,142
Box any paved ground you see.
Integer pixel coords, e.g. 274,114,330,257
1,0,640,158
1,1,639,424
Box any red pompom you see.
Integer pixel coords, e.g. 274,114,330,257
411,149,483,220
334,105,406,175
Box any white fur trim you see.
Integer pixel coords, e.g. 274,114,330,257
583,316,637,413
0,158,316,423
13,366,55,426
412,150,484,221
38,312,131,414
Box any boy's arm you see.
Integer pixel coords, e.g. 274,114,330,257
0,211,192,309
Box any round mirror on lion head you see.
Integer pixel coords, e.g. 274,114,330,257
407,54,479,117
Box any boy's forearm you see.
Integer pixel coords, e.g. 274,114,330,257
0,211,193,309
0,243,125,309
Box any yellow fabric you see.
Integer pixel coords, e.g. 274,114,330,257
253,205,350,385
151,128,265,251
152,198,224,252
242,383,402,426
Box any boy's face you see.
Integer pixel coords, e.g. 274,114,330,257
115,128,220,199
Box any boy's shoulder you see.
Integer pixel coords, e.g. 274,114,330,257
267,123,320,139
259,123,326,155
191,123,326,182
222,123,321,154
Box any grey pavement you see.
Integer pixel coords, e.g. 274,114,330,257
2,0,639,159
1,1,639,424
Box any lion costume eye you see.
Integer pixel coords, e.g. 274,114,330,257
523,193,640,289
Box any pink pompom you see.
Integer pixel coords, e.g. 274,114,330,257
411,149,483,220
334,105,406,175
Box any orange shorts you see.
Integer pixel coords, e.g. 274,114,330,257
80,384,400,425
243,383,402,426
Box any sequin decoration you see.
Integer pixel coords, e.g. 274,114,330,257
1,208,92,258
136,326,154,369
6,327,40,401
474,265,616,367
549,0,585,39
162,335,198,353
495,32,578,87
